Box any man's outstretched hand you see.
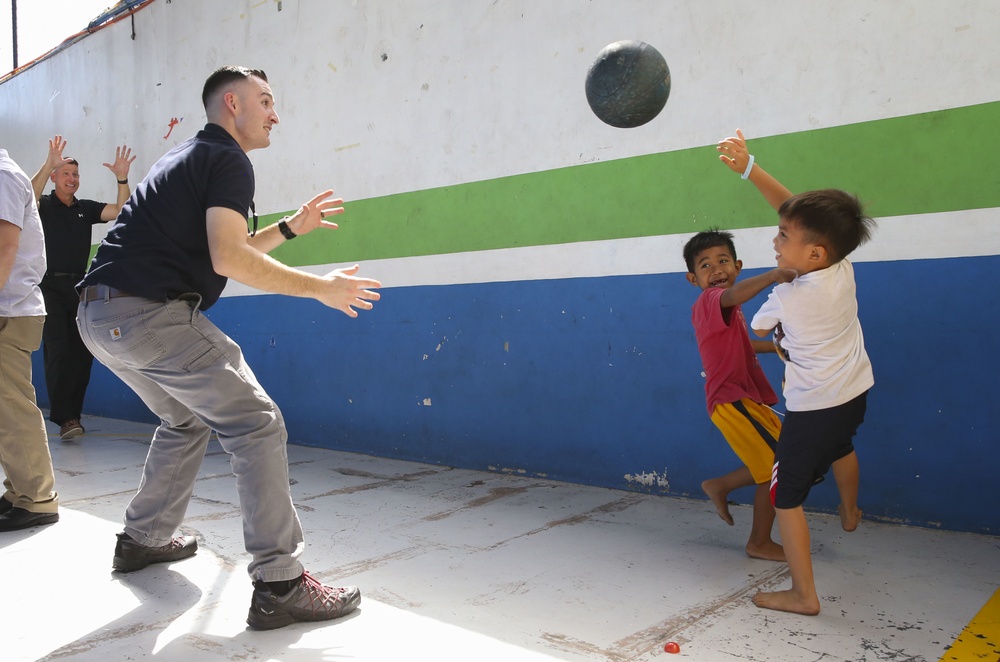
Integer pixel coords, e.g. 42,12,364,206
318,264,381,317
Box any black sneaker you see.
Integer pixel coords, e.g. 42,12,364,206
112,531,198,572
0,507,58,531
247,572,361,630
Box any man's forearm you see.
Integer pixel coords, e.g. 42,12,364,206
209,206,330,297
245,219,290,254
30,164,52,202
115,178,130,209
214,239,325,298
100,180,133,222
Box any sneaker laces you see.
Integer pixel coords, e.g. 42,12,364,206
303,572,337,595
300,572,347,606
301,572,324,589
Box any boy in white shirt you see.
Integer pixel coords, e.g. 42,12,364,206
718,130,876,615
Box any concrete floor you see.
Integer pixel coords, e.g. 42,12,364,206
3,414,998,662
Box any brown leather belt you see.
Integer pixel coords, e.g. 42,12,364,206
79,284,136,302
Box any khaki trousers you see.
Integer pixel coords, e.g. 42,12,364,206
0,315,59,512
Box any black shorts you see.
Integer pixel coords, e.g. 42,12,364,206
771,391,868,510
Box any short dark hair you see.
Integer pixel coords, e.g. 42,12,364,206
683,229,737,273
59,158,79,167
778,189,875,262
201,66,268,110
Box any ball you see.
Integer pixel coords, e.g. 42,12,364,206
664,641,681,654
585,40,671,128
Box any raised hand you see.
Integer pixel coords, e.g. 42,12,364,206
717,128,751,174
284,189,346,236
45,134,71,171
103,144,136,181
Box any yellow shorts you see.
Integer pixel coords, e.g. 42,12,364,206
709,398,781,484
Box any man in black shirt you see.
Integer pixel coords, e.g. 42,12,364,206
78,66,381,630
31,136,135,439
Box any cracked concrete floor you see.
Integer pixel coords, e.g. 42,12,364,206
3,414,996,661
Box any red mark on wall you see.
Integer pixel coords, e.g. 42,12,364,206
164,117,182,140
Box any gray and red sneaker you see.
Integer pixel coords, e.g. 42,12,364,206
112,531,198,572
247,572,361,630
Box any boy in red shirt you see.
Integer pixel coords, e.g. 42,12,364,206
684,230,796,560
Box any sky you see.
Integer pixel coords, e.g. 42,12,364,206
0,0,117,76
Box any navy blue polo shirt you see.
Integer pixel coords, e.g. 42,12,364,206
37,193,106,274
82,123,254,310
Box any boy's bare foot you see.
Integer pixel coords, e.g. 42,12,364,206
752,589,820,615
838,503,862,532
701,479,734,525
745,540,786,562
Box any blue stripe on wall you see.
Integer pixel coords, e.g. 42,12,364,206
55,255,998,536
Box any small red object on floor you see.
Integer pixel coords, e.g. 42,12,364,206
664,641,680,654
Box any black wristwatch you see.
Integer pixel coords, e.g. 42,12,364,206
277,218,297,240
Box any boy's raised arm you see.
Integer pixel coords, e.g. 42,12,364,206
717,129,793,211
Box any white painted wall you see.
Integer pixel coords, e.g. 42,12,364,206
6,0,1000,534
3,0,997,216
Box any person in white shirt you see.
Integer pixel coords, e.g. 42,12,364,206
718,129,876,616
0,148,60,531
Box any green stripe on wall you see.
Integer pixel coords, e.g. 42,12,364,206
266,101,998,267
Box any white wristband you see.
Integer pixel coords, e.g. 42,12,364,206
741,154,755,180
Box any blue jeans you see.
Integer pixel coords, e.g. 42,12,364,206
77,292,304,581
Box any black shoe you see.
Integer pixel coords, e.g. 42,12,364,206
112,531,198,572
247,572,361,630
0,507,59,531
0,497,12,515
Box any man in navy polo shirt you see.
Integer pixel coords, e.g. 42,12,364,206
31,136,135,440
77,66,381,630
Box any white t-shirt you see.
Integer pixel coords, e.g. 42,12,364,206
0,149,47,317
751,259,873,412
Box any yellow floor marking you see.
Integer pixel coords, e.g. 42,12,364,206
940,585,1000,661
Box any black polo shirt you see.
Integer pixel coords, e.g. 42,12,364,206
82,123,255,310
37,193,106,274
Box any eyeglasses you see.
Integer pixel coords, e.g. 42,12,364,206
248,200,258,237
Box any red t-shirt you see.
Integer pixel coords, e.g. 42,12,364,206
691,287,778,416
